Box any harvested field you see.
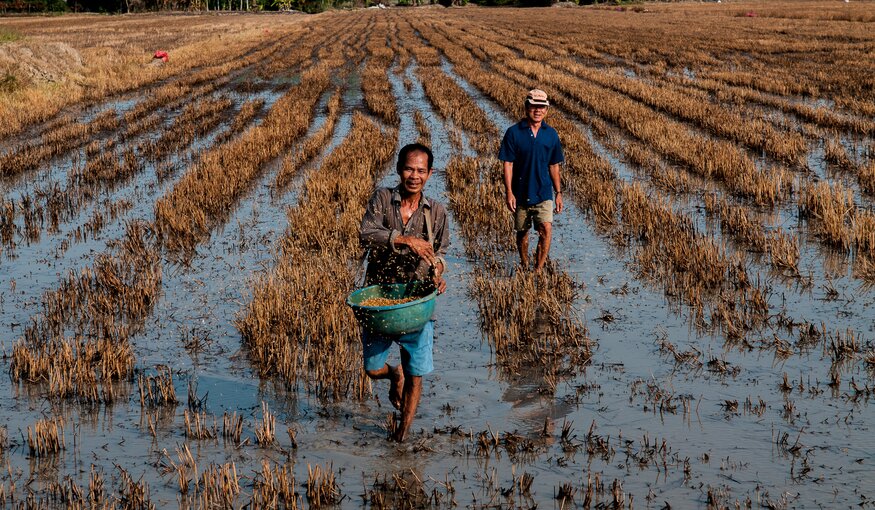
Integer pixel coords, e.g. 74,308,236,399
1,2,874,508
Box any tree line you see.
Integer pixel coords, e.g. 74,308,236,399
0,0,601,14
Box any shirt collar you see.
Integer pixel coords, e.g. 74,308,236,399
391,186,431,208
520,119,549,130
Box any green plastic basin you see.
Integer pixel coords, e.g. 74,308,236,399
347,282,436,336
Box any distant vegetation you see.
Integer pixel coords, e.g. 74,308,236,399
0,29,23,42
0,0,637,14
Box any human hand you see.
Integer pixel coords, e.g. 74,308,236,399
506,194,516,213
433,274,447,294
554,193,563,214
398,236,437,266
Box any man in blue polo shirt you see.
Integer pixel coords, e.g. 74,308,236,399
499,89,565,271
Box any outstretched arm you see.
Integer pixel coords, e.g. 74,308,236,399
549,163,563,214
503,161,516,213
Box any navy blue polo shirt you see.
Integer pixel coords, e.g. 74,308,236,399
498,120,564,206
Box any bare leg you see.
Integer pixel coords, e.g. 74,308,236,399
516,230,530,270
534,222,552,270
393,374,422,442
365,364,404,410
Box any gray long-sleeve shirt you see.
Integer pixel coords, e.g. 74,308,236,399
360,186,449,286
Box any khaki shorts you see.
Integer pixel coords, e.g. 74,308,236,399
514,200,553,231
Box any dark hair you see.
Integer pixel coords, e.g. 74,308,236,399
396,143,434,173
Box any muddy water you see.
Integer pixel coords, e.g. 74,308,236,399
2,58,875,510
0,76,288,339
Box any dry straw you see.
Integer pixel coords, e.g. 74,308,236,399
215,98,266,145
27,417,66,457
274,87,343,192
0,17,311,139
251,460,301,508
362,38,400,125
138,366,179,408
798,180,855,251
237,113,397,400
154,64,333,254
415,18,770,336
255,401,276,447
11,220,157,401
306,464,341,507
410,55,591,375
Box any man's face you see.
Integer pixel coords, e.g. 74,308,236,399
398,150,432,194
525,102,548,124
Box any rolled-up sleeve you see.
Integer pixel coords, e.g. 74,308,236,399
411,202,451,281
433,203,450,272
550,131,565,165
360,189,399,251
498,128,515,162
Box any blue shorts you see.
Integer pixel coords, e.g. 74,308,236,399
361,321,434,377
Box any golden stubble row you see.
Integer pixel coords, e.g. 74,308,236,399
0,108,120,180
446,154,592,376
1,93,238,255
153,65,332,254
274,89,342,192
500,57,787,207
4,448,339,509
415,65,497,141
419,20,642,232
237,112,397,401
483,5,874,119
408,52,592,375
362,26,400,126
704,194,800,274
1,17,323,182
533,65,800,279
658,70,875,137
451,8,874,143
451,20,812,166
1,71,248,243
797,180,875,267
385,15,411,74
10,220,158,401
551,59,808,165
2,26,343,257
414,17,773,337
3,38,328,254
824,135,875,197
150,19,363,254
137,95,234,162
620,183,769,334
6,19,360,405
428,17,793,265
214,98,265,146
237,18,417,399
437,10,874,255
485,39,875,281
0,14,311,140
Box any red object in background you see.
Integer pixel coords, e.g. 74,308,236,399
153,51,169,62
745,11,757,17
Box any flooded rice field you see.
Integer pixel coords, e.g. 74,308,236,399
1,3,875,508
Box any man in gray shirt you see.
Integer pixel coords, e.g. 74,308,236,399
359,143,449,442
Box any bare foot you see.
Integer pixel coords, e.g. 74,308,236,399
393,428,407,443
388,365,404,410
